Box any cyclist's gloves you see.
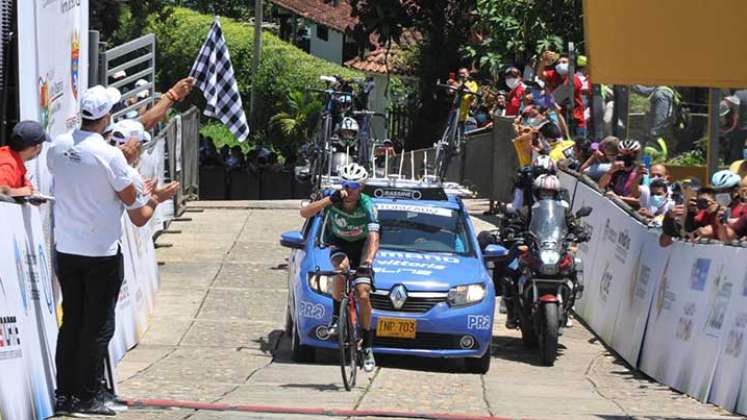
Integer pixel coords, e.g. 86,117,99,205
329,189,343,204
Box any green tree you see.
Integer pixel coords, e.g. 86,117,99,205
465,0,584,79
269,90,323,161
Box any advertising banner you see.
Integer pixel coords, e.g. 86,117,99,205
639,243,734,401
18,0,89,198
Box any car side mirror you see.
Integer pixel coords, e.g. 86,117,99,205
483,244,508,262
575,206,593,218
280,230,305,249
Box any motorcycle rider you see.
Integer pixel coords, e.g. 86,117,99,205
299,163,379,372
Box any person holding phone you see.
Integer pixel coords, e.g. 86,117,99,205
599,139,645,207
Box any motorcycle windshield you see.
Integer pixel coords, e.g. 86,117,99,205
529,199,568,249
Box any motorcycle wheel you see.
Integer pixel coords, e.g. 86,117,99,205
519,312,537,348
538,303,560,366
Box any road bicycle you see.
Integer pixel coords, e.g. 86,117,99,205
314,268,365,391
433,82,481,181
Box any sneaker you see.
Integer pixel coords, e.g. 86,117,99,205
362,347,376,372
326,319,339,337
54,395,72,416
69,398,116,417
566,316,573,328
99,390,128,412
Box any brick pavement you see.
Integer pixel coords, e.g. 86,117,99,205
62,201,741,419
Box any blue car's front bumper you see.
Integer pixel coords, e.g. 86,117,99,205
295,290,495,359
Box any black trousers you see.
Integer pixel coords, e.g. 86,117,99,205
54,249,124,401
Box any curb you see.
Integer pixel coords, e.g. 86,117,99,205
126,398,516,420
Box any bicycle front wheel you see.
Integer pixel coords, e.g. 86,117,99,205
338,296,357,391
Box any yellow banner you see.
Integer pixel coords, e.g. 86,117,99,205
583,0,747,88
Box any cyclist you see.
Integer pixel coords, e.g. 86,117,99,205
299,162,380,372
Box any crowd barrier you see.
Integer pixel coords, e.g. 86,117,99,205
560,172,747,415
0,111,194,419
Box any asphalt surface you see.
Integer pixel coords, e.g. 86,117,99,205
68,200,741,419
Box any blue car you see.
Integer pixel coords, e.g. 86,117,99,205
280,181,506,373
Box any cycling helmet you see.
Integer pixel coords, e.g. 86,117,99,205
532,154,557,174
534,174,561,193
711,169,741,189
339,162,368,183
619,139,641,153
338,117,359,139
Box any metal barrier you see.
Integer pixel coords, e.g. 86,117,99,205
153,107,200,216
102,33,156,120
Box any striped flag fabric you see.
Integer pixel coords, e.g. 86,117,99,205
190,17,250,142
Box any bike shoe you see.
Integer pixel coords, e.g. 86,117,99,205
363,348,376,372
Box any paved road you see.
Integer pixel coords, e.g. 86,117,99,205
88,201,739,419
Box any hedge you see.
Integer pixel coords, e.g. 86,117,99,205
146,7,360,147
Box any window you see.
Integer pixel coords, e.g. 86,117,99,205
316,25,329,41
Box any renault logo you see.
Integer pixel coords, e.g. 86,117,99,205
390,284,408,310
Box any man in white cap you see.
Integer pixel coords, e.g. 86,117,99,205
46,85,173,416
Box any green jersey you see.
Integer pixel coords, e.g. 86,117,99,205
323,193,380,243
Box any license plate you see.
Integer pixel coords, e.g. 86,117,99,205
376,317,416,339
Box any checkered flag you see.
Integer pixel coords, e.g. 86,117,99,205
190,17,250,142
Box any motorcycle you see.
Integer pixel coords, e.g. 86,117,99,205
480,200,591,366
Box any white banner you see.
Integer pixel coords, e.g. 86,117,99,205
18,0,89,199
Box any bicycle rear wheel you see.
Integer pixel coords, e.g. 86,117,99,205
338,296,357,391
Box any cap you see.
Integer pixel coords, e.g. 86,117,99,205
80,85,122,120
725,95,741,107
135,79,150,99
11,120,51,147
110,119,152,145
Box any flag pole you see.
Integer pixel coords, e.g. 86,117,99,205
249,0,263,128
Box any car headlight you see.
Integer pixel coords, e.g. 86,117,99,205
447,283,486,307
308,274,334,295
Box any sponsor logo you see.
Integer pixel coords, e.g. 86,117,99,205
599,262,613,303
655,254,674,317
0,316,23,361
299,301,325,319
676,302,696,342
726,313,747,357
389,285,408,310
705,266,730,337
603,218,630,263
37,245,54,314
376,259,447,271
13,239,29,315
373,188,422,200
690,258,711,291
71,30,80,99
378,251,459,264
467,315,491,330
375,203,453,218
375,267,434,276
61,0,81,13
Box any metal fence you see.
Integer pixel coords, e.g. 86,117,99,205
101,33,156,120
152,107,200,216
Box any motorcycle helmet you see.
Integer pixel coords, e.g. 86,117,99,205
339,162,368,183
619,139,641,153
532,154,557,175
711,169,741,190
338,117,359,139
534,174,561,199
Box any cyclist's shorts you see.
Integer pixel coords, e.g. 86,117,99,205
327,237,373,288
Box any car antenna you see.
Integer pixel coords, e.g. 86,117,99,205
398,151,404,179
384,146,389,178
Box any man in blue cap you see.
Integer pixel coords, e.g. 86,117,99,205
0,120,49,196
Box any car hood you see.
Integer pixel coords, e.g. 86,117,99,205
370,250,486,292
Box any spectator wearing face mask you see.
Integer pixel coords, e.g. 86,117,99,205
638,179,673,224
599,139,645,207
537,51,586,138
503,67,524,116
710,170,747,220
580,136,620,181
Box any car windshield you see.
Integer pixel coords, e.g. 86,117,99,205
529,199,568,247
377,203,472,256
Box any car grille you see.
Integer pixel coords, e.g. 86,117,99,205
370,293,446,313
374,332,479,350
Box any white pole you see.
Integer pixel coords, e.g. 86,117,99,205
410,151,415,180
398,152,404,178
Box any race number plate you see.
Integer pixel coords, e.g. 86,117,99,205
376,317,416,339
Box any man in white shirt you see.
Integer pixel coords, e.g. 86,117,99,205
47,85,174,417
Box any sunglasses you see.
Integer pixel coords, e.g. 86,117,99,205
341,181,362,190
